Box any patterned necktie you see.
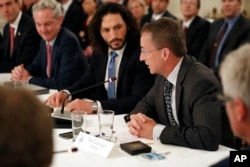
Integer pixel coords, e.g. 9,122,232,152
209,22,228,68
9,26,15,57
164,79,178,126
108,51,118,99
46,44,52,77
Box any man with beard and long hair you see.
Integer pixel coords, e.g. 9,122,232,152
46,3,154,115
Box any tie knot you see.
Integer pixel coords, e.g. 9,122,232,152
10,26,15,32
110,51,118,59
165,79,173,91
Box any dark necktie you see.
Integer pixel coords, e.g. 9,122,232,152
183,26,188,33
108,51,118,99
209,22,228,68
164,79,178,126
9,26,15,57
46,44,52,77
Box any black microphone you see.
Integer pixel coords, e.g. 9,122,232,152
61,77,117,114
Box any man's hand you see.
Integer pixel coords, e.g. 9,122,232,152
11,64,30,81
65,99,94,114
127,113,156,139
45,91,68,108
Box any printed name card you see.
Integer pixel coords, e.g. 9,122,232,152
73,132,114,158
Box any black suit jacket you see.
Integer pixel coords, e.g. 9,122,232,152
140,10,177,27
183,16,210,59
26,28,87,89
62,1,84,44
0,13,40,72
66,38,155,114
130,55,222,151
199,15,250,73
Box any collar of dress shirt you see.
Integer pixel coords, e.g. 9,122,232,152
183,16,195,29
46,37,57,47
108,43,127,59
62,0,73,15
10,11,22,34
152,12,164,21
167,58,183,86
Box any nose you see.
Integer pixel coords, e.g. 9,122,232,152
110,29,117,39
139,53,146,61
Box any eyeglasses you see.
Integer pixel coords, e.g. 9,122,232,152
217,93,233,103
140,48,162,55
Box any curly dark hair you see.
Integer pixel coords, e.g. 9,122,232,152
88,3,139,53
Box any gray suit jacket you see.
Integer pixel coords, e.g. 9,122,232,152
130,55,222,151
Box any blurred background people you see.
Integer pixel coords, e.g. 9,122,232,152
79,0,97,58
0,0,40,73
127,0,146,26
11,0,87,89
198,0,250,78
180,0,210,59
59,0,85,45
0,86,53,167
21,0,38,17
212,44,250,167
140,0,176,27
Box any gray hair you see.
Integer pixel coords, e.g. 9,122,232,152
32,0,63,18
220,43,250,110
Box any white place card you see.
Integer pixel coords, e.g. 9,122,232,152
73,132,115,158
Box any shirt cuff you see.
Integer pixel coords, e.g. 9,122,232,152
61,90,71,101
153,124,166,142
96,100,103,113
27,76,33,83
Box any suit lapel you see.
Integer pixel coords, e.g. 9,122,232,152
12,14,24,57
118,44,129,81
175,56,192,114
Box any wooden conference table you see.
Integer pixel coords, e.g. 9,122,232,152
0,73,233,167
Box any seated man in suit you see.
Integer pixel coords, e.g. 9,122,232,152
46,3,154,115
180,0,210,59
126,18,222,151
198,0,250,77
0,87,53,167
0,0,40,73
211,44,250,167
11,0,88,89
140,0,176,27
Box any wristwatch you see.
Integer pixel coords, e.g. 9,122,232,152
91,101,98,114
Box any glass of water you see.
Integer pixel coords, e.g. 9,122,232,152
98,110,114,141
71,111,87,140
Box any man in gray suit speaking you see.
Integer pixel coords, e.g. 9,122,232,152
126,18,223,151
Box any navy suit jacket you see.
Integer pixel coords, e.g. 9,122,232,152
140,10,177,27
27,28,87,89
0,13,40,72
199,15,250,73
183,16,210,59
130,55,222,151
66,38,155,114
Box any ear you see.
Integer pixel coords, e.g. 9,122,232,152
234,98,248,122
161,48,170,61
